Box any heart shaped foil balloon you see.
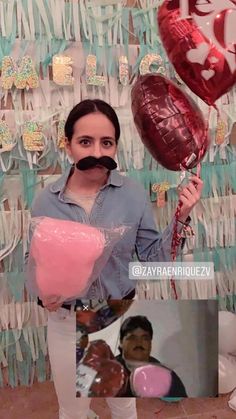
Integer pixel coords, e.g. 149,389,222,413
76,299,134,334
76,340,128,397
131,73,210,171
158,0,236,106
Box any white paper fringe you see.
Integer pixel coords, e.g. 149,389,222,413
136,269,236,300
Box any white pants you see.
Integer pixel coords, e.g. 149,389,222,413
47,307,137,419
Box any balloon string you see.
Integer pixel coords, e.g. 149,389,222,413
170,200,183,300
206,105,211,136
170,101,208,298
171,157,203,299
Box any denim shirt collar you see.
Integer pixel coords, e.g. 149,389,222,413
50,165,124,194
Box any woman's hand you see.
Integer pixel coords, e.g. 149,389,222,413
42,296,63,312
177,175,204,223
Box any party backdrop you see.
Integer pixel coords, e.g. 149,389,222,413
0,0,236,387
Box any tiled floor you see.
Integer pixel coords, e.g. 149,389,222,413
0,381,235,419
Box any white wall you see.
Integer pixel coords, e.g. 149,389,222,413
87,300,218,397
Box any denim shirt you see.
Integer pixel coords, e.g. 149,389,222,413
30,166,185,299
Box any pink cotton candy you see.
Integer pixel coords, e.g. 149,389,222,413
30,217,105,299
131,364,172,398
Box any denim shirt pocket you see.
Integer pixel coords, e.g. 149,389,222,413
111,229,136,293
111,223,136,259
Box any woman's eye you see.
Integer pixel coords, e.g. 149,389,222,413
103,140,113,147
80,139,90,145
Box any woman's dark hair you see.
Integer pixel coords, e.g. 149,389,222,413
119,316,153,341
64,99,120,143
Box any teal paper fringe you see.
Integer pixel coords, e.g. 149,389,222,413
0,326,50,388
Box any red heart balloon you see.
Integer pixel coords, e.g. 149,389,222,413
76,300,133,334
83,339,115,361
131,73,209,171
158,0,236,106
77,340,128,397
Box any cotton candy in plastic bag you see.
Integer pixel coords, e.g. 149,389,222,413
129,361,173,397
26,217,130,303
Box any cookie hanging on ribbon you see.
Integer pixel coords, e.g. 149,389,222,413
2,56,39,90
23,122,44,151
152,181,170,207
215,114,227,145
57,120,66,149
86,55,105,86
139,54,166,76
119,56,129,86
0,120,14,152
53,55,74,86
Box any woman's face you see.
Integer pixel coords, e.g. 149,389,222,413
65,112,117,182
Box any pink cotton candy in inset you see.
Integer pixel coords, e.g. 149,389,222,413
131,364,172,398
30,217,105,299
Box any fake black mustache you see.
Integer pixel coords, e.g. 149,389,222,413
76,156,117,171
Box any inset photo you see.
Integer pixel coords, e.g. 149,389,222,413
76,299,218,398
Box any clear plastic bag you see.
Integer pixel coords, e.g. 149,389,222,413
25,217,130,303
129,361,173,397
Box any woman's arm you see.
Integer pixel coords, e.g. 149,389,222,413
135,195,188,262
134,174,203,262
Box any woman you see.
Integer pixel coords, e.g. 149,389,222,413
29,99,203,419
